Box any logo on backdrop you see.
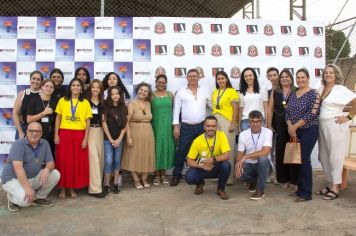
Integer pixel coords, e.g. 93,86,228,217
314,47,323,58
280,26,292,35
193,45,205,55
173,44,185,57
315,68,323,78
264,24,274,36
94,39,113,61
284,68,295,76
17,39,36,61
211,44,222,57
230,67,241,79
37,17,56,38
313,27,323,36
155,66,166,77
174,67,187,78
299,47,309,56
0,108,14,126
297,25,307,37
212,67,224,77
36,62,55,79
282,46,292,57
246,25,258,34
211,24,222,33
192,23,203,34
0,62,16,84
228,23,239,35
115,17,133,38
154,22,166,34
173,23,186,33
230,46,241,55
114,62,133,85
252,68,261,76
196,66,205,79
265,46,277,56
155,45,167,55
247,45,258,57
133,39,151,61
0,17,17,38
56,39,75,61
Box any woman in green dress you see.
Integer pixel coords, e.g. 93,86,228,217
151,74,175,185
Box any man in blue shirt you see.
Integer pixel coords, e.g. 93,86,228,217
1,122,60,212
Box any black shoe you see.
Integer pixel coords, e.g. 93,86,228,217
110,184,120,194
248,182,256,193
170,177,180,187
103,185,110,196
89,192,106,198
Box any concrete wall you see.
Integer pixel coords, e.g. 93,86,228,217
327,57,356,91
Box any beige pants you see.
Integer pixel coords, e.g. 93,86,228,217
88,127,105,193
215,114,236,184
318,118,350,184
3,169,60,207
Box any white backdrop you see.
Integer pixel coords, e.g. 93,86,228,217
0,16,325,169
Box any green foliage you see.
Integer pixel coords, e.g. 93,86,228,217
326,28,351,60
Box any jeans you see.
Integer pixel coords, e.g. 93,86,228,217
240,156,271,191
104,140,123,174
15,123,27,140
185,161,231,191
172,122,204,178
296,125,318,200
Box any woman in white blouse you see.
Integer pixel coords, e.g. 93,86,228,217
238,67,268,131
317,64,356,200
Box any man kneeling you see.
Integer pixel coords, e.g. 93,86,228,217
235,110,272,200
1,122,60,212
185,115,231,200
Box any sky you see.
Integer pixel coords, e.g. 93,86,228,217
233,0,355,24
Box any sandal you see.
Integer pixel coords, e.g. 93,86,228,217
143,183,151,188
58,192,66,199
316,187,330,195
153,176,161,186
69,190,78,198
134,181,144,189
323,190,339,200
161,176,170,184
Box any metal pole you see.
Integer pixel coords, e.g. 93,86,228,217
333,19,356,64
256,0,261,19
100,0,105,17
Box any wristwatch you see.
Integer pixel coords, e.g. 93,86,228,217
347,114,353,120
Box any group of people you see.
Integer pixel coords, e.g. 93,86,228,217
1,64,356,212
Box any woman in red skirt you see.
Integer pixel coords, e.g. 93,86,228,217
54,78,92,198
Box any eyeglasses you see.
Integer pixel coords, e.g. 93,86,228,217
28,130,42,134
249,119,262,124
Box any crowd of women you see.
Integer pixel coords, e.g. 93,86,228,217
12,64,356,201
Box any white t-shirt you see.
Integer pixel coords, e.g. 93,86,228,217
318,85,356,119
239,90,269,120
237,127,273,164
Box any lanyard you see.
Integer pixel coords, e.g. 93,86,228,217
216,88,226,109
70,98,79,121
204,134,216,157
251,132,261,151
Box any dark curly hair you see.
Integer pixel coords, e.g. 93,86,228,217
102,72,131,99
135,82,152,101
239,67,260,95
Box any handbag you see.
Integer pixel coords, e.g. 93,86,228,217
283,137,302,164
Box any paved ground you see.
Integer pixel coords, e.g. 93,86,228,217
0,171,356,236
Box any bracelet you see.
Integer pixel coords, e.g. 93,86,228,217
347,114,353,120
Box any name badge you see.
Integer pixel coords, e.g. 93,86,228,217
41,117,49,123
92,107,98,114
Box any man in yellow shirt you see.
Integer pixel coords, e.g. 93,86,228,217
185,115,231,200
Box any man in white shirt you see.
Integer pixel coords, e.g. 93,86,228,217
171,69,211,186
235,110,273,200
